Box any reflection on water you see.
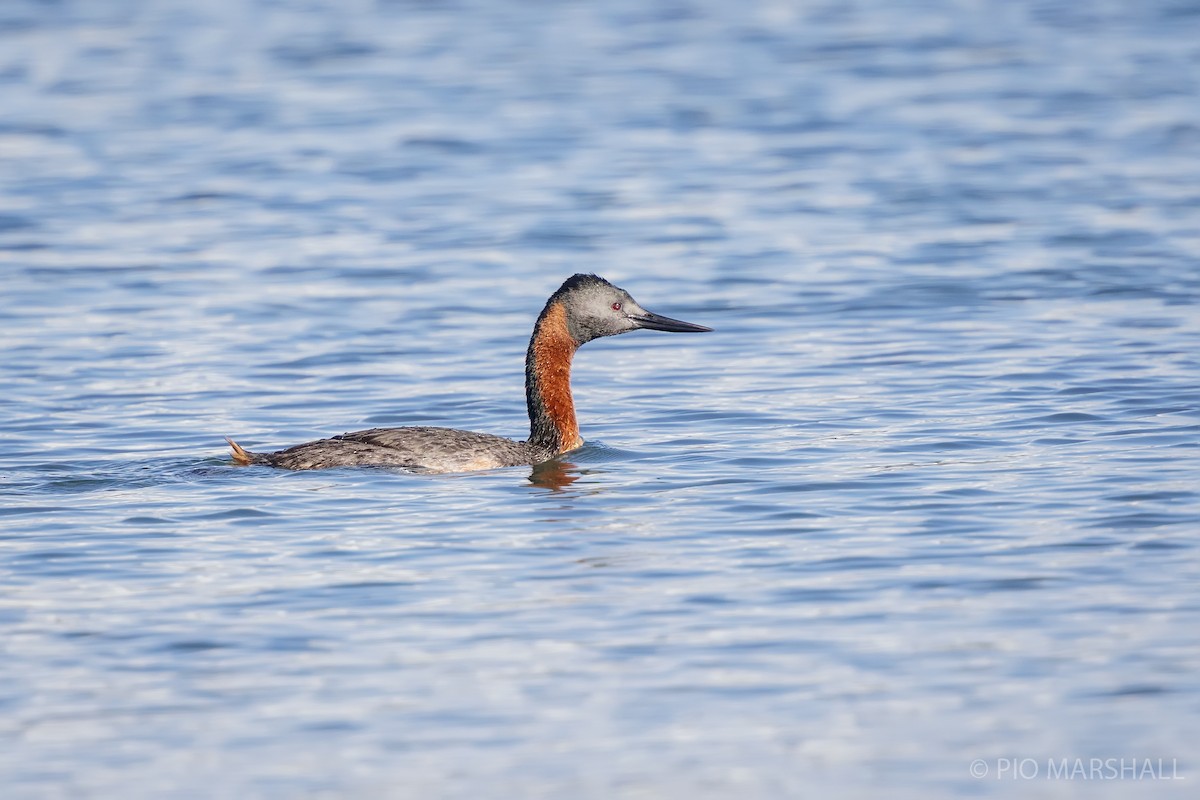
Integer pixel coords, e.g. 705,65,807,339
2,0,1199,797
527,458,583,492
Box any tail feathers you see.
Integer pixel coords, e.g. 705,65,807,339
225,437,257,465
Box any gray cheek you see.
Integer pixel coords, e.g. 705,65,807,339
567,316,595,343
569,316,620,343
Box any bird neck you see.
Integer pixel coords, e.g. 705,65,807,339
525,300,583,454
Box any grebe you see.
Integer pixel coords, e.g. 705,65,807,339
226,274,711,472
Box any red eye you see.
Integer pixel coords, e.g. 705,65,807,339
611,302,622,311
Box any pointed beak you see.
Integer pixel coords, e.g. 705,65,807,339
629,310,713,333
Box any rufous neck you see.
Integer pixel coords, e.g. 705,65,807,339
525,300,582,453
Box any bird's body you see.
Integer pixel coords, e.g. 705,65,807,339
226,274,710,472
228,427,546,472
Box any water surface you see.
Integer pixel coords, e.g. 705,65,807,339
2,0,1199,797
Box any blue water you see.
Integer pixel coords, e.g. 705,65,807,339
2,0,1199,796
